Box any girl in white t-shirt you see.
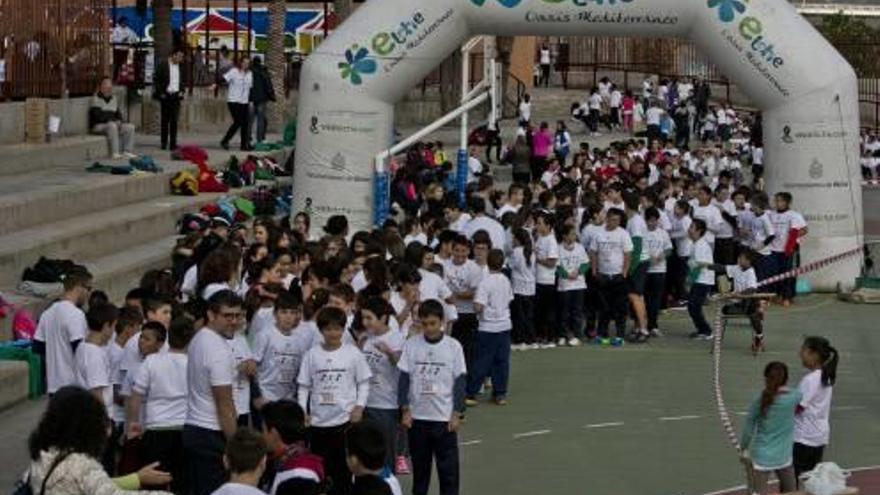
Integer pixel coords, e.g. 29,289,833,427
509,229,537,350
556,225,589,347
687,219,715,339
793,336,839,480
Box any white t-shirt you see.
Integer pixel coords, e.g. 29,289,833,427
496,203,520,219
589,227,634,276
397,335,466,422
610,90,622,108
448,213,472,234
132,352,188,429
692,203,723,244
181,265,198,301
362,331,406,410
713,199,736,239
297,343,372,427
534,234,559,285
464,216,507,253
794,369,833,447
186,328,235,431
557,243,588,292
751,212,774,256
418,268,452,303
224,68,253,104
588,93,602,111
108,341,127,422
539,49,551,65
646,107,664,126
692,237,715,286
644,228,673,274
443,259,484,314
229,332,254,416
74,341,113,419
35,300,87,394
404,233,428,247
248,307,275,340
669,214,693,258
508,247,536,296
726,265,758,293
518,101,531,122
475,273,513,333
752,147,764,165
579,223,603,254
253,325,313,402
769,210,807,253
467,156,483,183
211,482,266,495
627,214,651,263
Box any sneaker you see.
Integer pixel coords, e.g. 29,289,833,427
493,397,508,406
395,456,411,476
567,337,582,347
597,337,610,346
511,344,523,351
543,342,557,349
699,333,715,341
111,153,124,160
465,398,479,407
610,337,625,347
556,337,568,347
650,328,664,338
122,152,138,159
528,343,541,350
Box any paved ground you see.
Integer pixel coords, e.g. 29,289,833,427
2,295,878,494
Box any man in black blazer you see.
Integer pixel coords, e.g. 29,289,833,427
154,48,185,150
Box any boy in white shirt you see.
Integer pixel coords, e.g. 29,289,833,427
625,193,651,343
211,428,268,495
74,303,119,472
253,293,311,403
643,208,673,336
768,192,808,306
556,225,589,347
687,219,715,339
467,250,514,406
533,211,559,347
128,316,196,494
589,208,633,345
360,297,405,470
34,267,92,395
398,300,467,495
718,250,764,353
297,307,372,495
444,235,484,368
749,193,775,281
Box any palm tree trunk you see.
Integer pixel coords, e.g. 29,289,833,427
266,0,286,130
333,0,355,22
149,0,173,135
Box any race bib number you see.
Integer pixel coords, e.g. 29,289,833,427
319,392,337,405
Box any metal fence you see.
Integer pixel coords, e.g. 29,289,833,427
0,0,110,98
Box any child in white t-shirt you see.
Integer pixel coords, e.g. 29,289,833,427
556,225,589,347
589,208,633,344
793,336,838,480
687,219,715,339
719,250,764,352
253,293,310,404
360,297,405,470
297,307,372,494
467,250,514,405
509,229,537,349
74,303,119,472
398,300,467,495
643,208,673,336
128,316,195,494
211,428,268,495
533,211,559,347
230,328,257,425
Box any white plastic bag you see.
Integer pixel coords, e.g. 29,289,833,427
802,462,850,495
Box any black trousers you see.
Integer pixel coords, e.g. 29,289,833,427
534,284,557,342
451,313,477,371
645,272,666,331
222,102,251,149
793,442,825,483
714,237,737,266
160,95,181,149
596,274,628,338
141,428,185,493
485,129,501,162
309,423,351,495
539,64,551,87
510,294,536,344
182,425,226,495
409,420,459,495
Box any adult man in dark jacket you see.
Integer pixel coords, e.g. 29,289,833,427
153,48,184,150
250,57,276,144
90,77,136,158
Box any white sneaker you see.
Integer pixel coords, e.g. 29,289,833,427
568,337,582,347
650,328,664,337
699,333,715,341
543,342,557,349
122,152,138,159
111,153,124,160
556,337,568,347
529,343,541,350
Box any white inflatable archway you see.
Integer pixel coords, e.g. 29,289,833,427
293,0,863,289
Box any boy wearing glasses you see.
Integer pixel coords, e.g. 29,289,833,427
183,290,244,495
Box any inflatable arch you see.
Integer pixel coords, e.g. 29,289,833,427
293,0,863,289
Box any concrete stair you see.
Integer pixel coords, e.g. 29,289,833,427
0,136,109,176
0,361,29,411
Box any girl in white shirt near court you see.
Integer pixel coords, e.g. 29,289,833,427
793,336,839,481
687,219,715,339
642,208,673,336
533,211,560,348
556,225,589,347
252,293,310,403
219,56,254,151
360,297,405,470
509,228,537,350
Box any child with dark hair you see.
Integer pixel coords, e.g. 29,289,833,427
345,422,401,495
589,208,632,345
718,250,764,352
398,300,466,495
740,361,801,495
533,211,559,347
213,428,269,495
642,207,673,337
260,400,324,495
509,228,537,349
253,292,310,404
443,235,483,368
297,307,372,495
556,224,589,346
793,336,839,481
687,219,715,339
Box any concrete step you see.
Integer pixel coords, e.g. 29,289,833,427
0,361,29,411
0,136,109,176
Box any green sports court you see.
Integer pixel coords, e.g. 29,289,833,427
400,294,880,495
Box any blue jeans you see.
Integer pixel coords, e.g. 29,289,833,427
409,420,459,495
558,289,585,339
466,330,511,399
688,283,713,335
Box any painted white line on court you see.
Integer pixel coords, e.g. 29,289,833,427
659,415,702,422
834,405,866,411
513,429,552,439
735,411,748,416
460,440,482,446
584,422,625,429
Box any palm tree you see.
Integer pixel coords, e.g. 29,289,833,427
266,0,286,130
152,0,173,67
334,0,355,22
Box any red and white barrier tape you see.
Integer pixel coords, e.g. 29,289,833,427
863,179,880,187
712,246,863,454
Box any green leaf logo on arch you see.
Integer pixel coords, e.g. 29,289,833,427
470,0,524,8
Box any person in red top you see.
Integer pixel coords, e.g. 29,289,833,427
621,90,635,134
260,400,326,495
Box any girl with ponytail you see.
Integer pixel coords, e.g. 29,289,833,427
740,361,802,494
793,336,839,481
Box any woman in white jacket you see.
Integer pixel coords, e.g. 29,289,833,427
25,386,171,495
